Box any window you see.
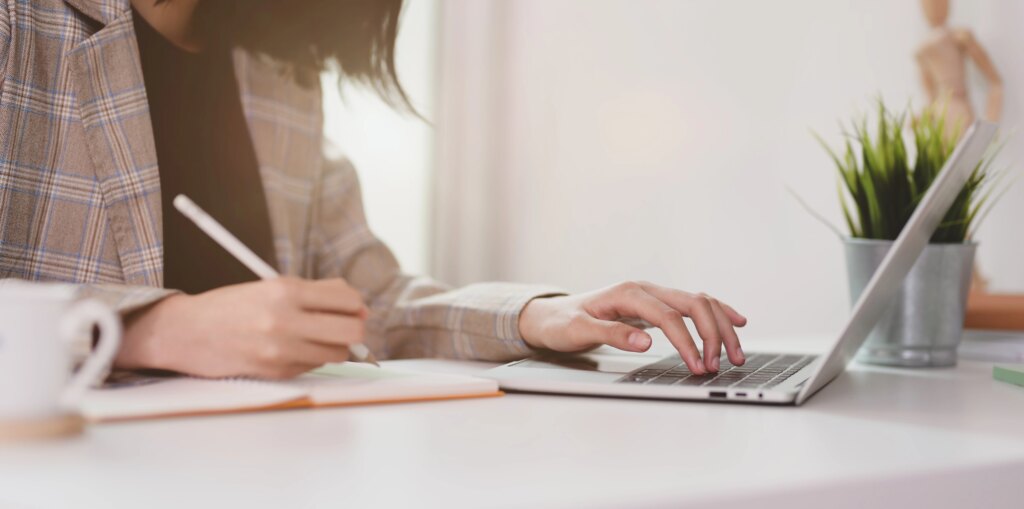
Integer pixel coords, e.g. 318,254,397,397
320,0,438,275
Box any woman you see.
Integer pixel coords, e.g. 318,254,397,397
0,0,746,378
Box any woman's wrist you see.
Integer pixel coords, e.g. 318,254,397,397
518,295,562,350
115,294,189,370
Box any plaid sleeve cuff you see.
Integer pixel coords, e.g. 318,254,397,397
419,282,566,360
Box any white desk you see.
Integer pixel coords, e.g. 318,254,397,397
1,337,1023,509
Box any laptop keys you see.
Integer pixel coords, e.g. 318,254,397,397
648,376,683,385
678,376,712,386
618,353,815,388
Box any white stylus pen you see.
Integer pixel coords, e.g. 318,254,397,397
173,194,380,367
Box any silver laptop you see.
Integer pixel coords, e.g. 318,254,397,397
487,120,997,405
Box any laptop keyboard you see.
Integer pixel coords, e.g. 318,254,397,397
617,353,815,389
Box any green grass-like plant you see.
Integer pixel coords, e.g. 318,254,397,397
817,101,1003,243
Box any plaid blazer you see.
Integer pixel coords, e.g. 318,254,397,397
0,0,559,361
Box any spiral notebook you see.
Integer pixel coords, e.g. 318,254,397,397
81,363,501,422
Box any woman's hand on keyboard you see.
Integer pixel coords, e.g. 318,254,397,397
518,281,746,374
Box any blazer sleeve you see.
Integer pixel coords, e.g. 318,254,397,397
0,0,10,86
309,156,564,361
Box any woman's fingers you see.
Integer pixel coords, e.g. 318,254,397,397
274,277,367,316
287,310,366,346
720,301,748,327
639,283,747,328
570,315,652,353
634,282,749,368
707,298,745,365
638,284,729,371
609,285,707,374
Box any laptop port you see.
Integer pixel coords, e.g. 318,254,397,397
735,392,747,397
709,391,727,398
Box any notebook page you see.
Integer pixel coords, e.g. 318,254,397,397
80,377,307,422
285,363,500,406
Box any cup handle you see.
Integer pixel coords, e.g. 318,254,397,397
59,299,122,408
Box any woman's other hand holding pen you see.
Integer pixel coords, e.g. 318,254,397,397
115,277,367,379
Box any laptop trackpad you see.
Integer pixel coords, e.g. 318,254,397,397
514,351,661,374
487,351,665,386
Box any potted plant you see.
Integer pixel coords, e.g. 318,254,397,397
817,102,1003,367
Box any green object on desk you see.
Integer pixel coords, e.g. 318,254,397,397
993,364,1024,388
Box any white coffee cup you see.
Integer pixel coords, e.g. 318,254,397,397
0,281,121,420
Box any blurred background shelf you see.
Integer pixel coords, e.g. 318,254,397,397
966,292,1024,331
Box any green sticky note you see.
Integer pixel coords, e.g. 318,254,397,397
993,364,1024,388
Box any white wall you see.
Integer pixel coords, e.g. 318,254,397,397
439,0,1024,339
321,0,438,275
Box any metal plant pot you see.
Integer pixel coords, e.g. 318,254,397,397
844,238,976,367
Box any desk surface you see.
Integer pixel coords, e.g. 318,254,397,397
2,337,1023,509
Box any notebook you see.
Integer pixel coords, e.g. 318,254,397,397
81,363,501,422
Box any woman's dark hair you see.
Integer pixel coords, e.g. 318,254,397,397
193,0,411,111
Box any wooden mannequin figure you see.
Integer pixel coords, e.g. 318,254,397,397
917,1,1024,330
916,0,1003,140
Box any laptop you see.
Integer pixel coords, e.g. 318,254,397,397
486,120,997,406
